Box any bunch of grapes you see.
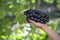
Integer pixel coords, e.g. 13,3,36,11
24,9,49,24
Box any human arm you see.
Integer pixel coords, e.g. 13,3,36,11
29,20,60,40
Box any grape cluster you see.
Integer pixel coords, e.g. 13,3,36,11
24,9,49,24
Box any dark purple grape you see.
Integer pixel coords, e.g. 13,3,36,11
29,14,33,16
40,18,44,21
38,15,41,17
26,17,30,22
32,13,35,15
30,17,34,20
46,16,49,19
37,19,40,21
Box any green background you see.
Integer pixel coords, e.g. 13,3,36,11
0,0,60,40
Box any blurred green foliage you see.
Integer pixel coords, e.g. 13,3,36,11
0,0,60,40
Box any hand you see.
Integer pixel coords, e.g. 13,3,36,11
29,20,48,29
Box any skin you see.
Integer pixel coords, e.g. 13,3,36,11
29,20,60,40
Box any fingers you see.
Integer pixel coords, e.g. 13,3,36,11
29,20,36,25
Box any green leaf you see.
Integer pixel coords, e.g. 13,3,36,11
16,13,26,24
